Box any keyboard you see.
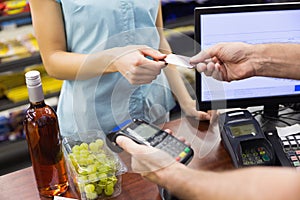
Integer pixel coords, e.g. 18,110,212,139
279,133,300,167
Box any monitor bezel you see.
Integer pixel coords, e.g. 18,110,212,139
195,2,300,112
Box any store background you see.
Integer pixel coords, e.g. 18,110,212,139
0,0,294,175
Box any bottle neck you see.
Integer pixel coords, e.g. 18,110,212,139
28,83,45,103
30,100,46,108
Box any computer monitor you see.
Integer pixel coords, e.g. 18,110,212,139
195,2,300,117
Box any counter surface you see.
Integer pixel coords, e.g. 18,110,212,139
0,117,234,200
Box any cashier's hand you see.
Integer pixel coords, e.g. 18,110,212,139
112,45,167,85
190,42,257,82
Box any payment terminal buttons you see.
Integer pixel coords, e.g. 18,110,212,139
176,147,192,162
279,133,300,167
241,146,271,166
155,135,192,163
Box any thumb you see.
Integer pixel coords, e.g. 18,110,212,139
190,50,212,63
116,136,149,154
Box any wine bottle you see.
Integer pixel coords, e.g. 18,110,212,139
23,70,69,197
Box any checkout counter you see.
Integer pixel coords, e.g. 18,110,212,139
0,116,235,200
2,105,300,199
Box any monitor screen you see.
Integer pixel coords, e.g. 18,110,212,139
195,2,300,116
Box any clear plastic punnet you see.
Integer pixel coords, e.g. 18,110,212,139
62,130,127,200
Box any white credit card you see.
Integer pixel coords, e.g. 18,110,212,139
165,54,195,69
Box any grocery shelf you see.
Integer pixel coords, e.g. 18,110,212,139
0,54,42,73
0,12,31,24
0,92,59,112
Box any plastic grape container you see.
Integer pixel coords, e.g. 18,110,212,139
62,133,127,200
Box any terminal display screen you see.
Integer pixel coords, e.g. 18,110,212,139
133,123,158,139
229,123,256,137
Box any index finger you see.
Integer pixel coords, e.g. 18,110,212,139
140,48,167,61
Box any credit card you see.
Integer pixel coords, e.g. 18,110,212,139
164,54,195,69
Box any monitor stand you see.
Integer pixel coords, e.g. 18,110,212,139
262,104,279,118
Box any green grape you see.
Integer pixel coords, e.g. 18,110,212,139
86,156,95,165
108,175,118,185
72,153,81,162
98,173,107,181
87,164,97,174
95,184,103,195
78,158,88,166
84,183,95,193
95,152,106,162
104,182,114,196
98,182,106,188
104,187,114,196
80,142,89,150
88,173,98,182
93,160,101,167
94,162,103,171
97,165,109,174
95,139,104,149
85,191,98,200
72,145,81,153
89,142,99,152
99,177,108,185
89,153,97,160
80,149,90,157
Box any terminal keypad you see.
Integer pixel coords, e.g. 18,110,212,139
154,134,192,163
241,146,271,166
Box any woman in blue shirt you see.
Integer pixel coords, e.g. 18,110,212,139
28,0,211,138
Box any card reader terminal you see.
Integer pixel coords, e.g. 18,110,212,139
106,119,194,164
219,110,276,168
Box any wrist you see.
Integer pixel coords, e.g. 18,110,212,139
144,162,178,186
249,44,267,76
150,162,205,199
253,44,280,77
150,162,186,190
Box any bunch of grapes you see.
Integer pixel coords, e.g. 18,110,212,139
67,139,119,199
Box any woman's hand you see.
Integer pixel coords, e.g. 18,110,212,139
179,99,212,121
112,45,167,85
